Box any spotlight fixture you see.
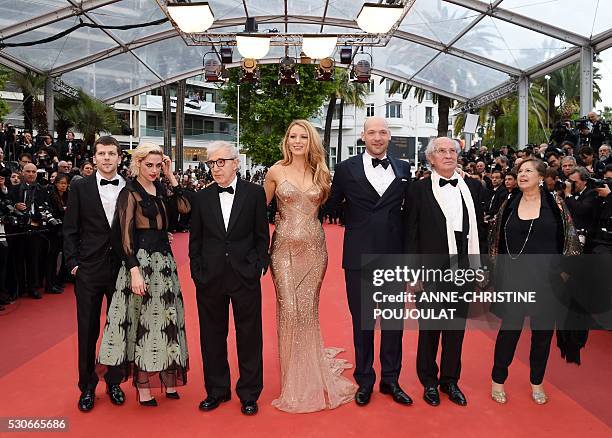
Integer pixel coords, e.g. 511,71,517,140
350,53,372,83
167,2,215,33
219,47,233,64
278,57,299,85
339,47,353,65
236,35,271,59
240,58,260,83
316,57,334,82
356,2,404,34
302,36,338,60
203,56,224,82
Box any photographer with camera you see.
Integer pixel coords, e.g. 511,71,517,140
43,173,69,295
16,132,37,158
564,167,600,252
587,111,611,151
8,162,51,299
0,167,13,308
588,164,612,254
577,146,597,177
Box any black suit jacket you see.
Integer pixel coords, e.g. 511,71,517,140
63,174,120,274
57,139,83,162
565,188,599,233
189,179,270,288
327,153,411,270
404,176,487,255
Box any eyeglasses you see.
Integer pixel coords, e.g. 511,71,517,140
205,157,236,169
434,148,457,156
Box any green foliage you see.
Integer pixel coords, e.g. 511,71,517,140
63,90,119,147
219,64,336,166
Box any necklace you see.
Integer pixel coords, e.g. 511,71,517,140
504,209,535,260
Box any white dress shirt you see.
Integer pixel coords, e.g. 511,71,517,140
431,170,463,232
362,150,396,197
219,177,238,231
95,171,125,227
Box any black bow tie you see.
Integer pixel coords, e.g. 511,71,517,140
218,185,234,195
100,178,119,186
439,178,458,187
372,157,390,169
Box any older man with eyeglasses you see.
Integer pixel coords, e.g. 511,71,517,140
189,141,270,416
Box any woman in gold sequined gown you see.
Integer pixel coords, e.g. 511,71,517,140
264,120,357,413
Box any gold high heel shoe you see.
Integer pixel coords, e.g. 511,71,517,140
491,383,507,404
531,389,548,405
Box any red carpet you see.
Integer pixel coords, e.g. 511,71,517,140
0,225,610,437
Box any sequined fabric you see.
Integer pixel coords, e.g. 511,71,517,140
270,179,357,413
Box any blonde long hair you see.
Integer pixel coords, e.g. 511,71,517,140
279,120,331,202
130,142,163,177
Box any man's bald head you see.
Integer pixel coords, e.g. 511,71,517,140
362,116,391,158
363,116,389,132
22,162,37,184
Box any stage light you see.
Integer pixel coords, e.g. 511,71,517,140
219,47,233,64
203,57,223,82
240,58,260,83
278,57,299,85
339,47,353,65
316,57,334,82
302,36,338,59
236,35,270,59
351,59,372,83
356,2,403,34
167,2,215,33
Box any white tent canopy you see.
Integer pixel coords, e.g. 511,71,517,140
1,0,611,129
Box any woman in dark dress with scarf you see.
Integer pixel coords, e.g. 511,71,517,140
98,143,191,406
488,158,581,405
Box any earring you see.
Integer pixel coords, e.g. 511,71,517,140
539,179,544,187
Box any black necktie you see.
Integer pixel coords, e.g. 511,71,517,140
218,185,234,195
100,179,119,186
439,178,458,187
372,157,390,169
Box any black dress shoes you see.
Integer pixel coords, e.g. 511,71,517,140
199,393,231,411
355,386,373,406
166,391,180,400
106,384,125,405
440,382,468,406
423,386,440,406
380,383,413,405
29,290,42,299
241,400,258,416
78,390,95,412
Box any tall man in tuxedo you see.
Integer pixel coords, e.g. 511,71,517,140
63,136,126,412
327,116,412,407
404,137,486,407
189,142,269,416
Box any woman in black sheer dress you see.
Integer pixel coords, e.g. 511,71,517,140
98,143,190,406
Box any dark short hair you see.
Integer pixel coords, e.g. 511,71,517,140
93,136,120,155
561,140,575,148
491,169,503,178
517,157,547,177
604,164,612,174
505,171,518,179
570,166,590,182
544,167,558,179
80,160,93,170
578,145,594,157
18,152,33,161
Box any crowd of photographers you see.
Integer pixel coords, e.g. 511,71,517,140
1,115,611,311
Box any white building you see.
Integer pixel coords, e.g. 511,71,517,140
312,75,453,171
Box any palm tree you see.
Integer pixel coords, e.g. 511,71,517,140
323,68,368,164
64,90,119,147
11,69,47,132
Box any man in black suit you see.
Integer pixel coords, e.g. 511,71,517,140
327,116,412,407
486,169,507,220
63,136,126,412
8,162,50,299
58,131,83,166
404,137,486,407
189,142,269,416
